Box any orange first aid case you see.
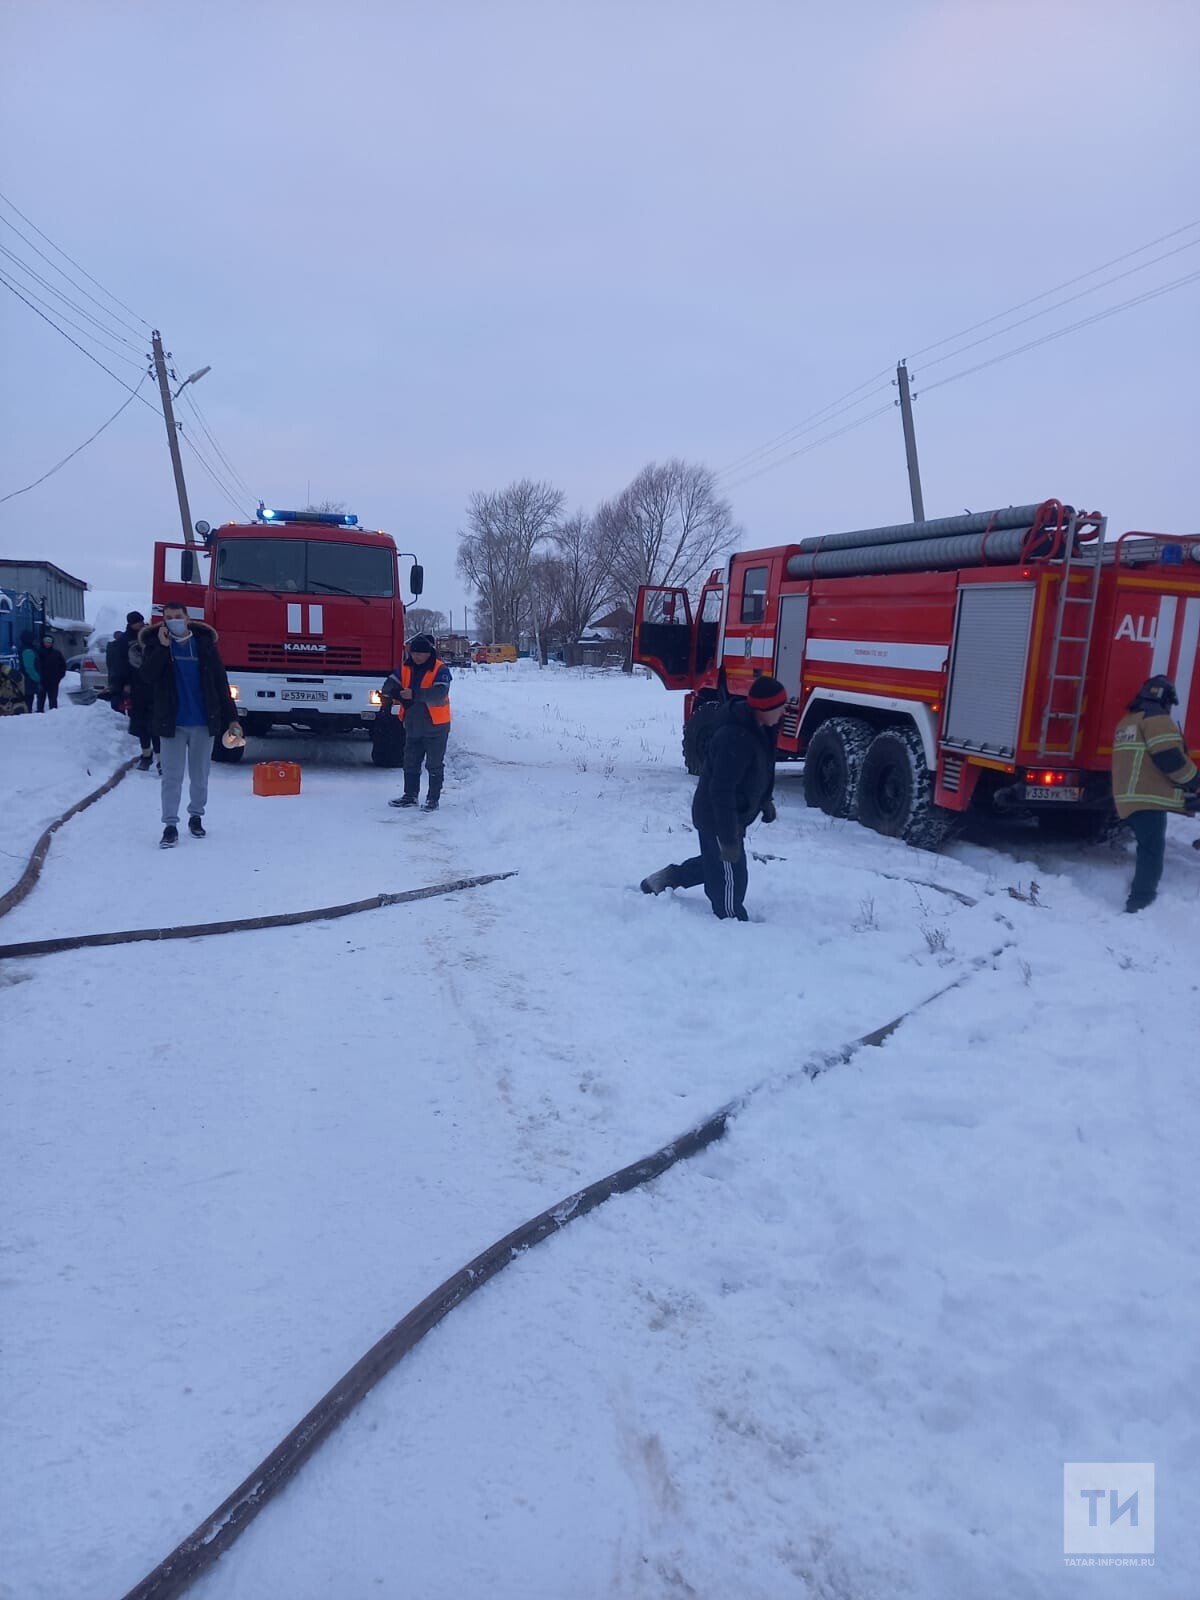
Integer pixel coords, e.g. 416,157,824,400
253,761,302,796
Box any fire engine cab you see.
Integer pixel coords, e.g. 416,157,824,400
152,508,423,759
633,499,1200,848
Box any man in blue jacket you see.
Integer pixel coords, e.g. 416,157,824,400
640,676,787,920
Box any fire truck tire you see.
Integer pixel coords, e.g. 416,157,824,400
211,736,246,765
857,724,952,849
802,717,874,818
682,700,722,776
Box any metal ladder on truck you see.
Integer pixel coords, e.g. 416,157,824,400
1037,513,1106,760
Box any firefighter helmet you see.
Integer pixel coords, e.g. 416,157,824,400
1134,674,1178,711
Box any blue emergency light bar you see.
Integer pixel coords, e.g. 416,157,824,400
256,508,359,527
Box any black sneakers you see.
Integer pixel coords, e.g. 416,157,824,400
423,797,439,811
389,794,419,808
160,825,179,849
188,817,206,838
136,754,153,772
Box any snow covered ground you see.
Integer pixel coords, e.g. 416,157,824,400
2,668,1198,1598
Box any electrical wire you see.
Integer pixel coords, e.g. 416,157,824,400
715,368,894,480
179,388,258,505
0,241,145,350
906,217,1200,364
0,188,150,331
177,427,254,520
719,217,1200,491
0,378,148,506
721,401,896,492
915,235,1200,375
0,264,148,369
0,271,159,406
917,268,1200,397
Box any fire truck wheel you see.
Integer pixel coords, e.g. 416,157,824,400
682,700,722,776
801,717,874,818
857,724,951,849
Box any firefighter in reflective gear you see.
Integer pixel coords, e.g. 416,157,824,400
384,634,452,811
1112,675,1200,912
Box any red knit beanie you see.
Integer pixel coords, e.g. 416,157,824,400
747,676,787,711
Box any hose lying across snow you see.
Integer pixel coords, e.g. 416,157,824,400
118,940,1011,1600
0,757,137,920
0,874,517,962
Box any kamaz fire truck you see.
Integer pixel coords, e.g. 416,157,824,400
633,498,1200,847
152,508,423,761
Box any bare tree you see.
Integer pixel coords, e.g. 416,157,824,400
552,511,615,666
456,479,565,645
301,499,347,515
405,607,448,638
602,460,740,611
526,555,566,666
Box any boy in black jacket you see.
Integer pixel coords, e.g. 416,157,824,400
641,676,787,920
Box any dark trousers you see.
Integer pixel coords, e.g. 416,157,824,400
1128,809,1168,906
45,685,59,710
671,831,749,920
402,726,449,799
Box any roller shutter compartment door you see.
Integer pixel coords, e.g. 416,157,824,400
943,585,1036,758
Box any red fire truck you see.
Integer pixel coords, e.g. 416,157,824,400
633,499,1200,847
152,508,423,761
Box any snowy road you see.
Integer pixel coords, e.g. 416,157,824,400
3,670,1198,1598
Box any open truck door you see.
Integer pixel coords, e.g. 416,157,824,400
633,586,695,689
152,541,211,616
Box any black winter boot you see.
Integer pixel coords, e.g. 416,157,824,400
160,825,179,849
389,793,419,808
189,816,206,838
640,866,678,895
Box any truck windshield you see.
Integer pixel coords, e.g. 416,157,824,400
215,538,394,597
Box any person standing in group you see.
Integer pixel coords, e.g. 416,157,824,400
139,604,241,848
110,611,160,771
1112,673,1200,912
640,676,788,921
19,631,43,712
384,633,452,811
37,635,67,710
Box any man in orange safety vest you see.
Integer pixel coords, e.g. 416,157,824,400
384,634,452,811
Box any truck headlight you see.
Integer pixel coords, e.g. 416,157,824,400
368,689,383,707
229,684,240,701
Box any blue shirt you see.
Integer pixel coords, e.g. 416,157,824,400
171,636,206,727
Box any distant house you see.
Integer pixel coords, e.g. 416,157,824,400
0,560,90,661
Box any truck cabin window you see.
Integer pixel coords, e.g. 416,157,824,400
741,566,769,623
216,539,395,597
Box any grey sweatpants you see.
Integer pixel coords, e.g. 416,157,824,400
160,725,213,825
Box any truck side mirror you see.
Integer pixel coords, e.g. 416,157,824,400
181,550,196,584
410,564,424,597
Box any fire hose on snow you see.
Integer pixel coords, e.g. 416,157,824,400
117,940,1012,1600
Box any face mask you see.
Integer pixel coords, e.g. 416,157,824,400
166,618,189,638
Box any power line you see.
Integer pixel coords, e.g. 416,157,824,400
0,241,145,350
0,263,148,369
918,267,1200,398
720,217,1200,491
716,368,894,480
179,387,258,505
178,427,253,520
0,377,149,506
0,271,160,407
722,401,896,492
916,235,1200,375
906,217,1200,364
0,188,150,330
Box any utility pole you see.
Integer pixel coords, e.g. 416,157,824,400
895,360,926,523
151,330,196,548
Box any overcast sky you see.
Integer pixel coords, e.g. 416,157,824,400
1,0,1197,621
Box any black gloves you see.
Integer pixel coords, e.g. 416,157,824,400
760,799,777,824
